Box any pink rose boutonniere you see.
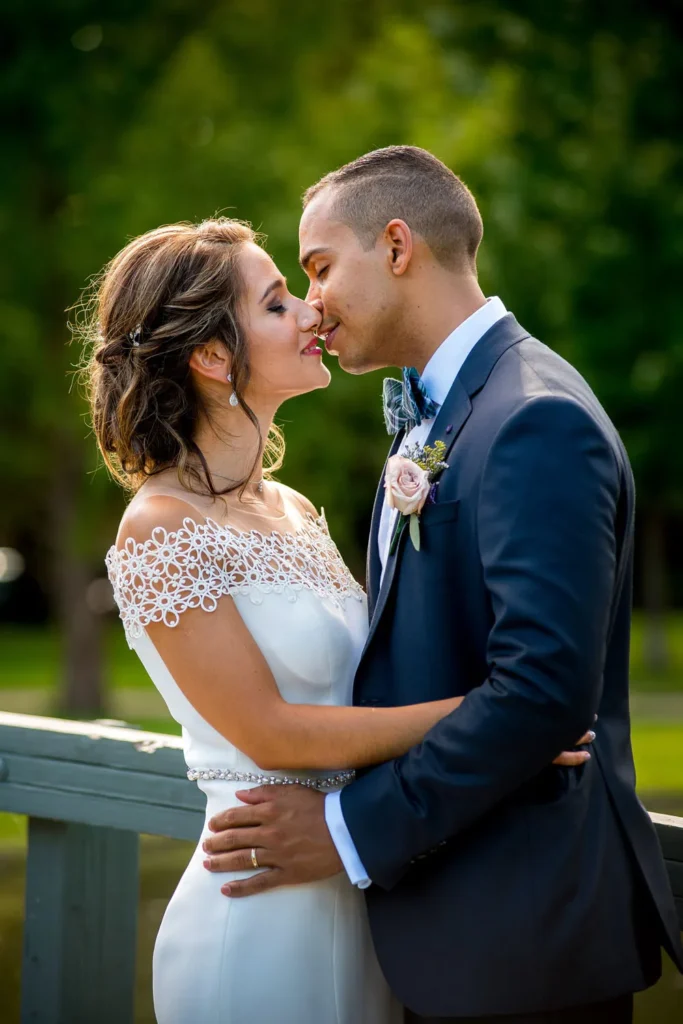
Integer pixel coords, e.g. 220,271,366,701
385,441,449,553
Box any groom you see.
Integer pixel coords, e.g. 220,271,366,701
203,146,683,1021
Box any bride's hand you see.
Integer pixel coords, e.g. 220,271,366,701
552,725,596,766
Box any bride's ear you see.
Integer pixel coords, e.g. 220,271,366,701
189,340,230,383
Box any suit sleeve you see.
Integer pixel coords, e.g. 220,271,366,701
340,395,621,889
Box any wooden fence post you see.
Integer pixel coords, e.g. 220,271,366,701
21,817,139,1024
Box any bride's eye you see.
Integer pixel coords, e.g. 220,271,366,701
316,266,329,281
267,303,287,315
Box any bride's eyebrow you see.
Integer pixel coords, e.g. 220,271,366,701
259,278,286,304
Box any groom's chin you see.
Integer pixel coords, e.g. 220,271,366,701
337,352,385,375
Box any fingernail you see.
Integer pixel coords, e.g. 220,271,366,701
202,841,209,852
588,730,596,741
222,885,231,896
583,752,591,759
208,822,216,832
203,858,212,869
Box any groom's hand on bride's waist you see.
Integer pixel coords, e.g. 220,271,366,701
200,722,597,898
202,785,343,898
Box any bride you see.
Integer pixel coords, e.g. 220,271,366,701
84,217,593,1024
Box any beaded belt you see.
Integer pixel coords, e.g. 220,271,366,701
186,768,356,791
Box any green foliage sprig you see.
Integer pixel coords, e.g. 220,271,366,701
403,440,449,481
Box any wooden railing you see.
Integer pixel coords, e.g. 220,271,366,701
0,711,203,1024
1,710,682,1023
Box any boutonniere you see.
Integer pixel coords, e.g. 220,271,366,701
385,441,449,554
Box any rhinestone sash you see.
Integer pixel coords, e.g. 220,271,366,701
187,768,355,791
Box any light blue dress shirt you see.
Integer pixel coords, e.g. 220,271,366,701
324,297,508,888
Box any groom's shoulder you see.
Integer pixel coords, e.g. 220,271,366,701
499,331,597,407
490,333,620,455
477,328,620,446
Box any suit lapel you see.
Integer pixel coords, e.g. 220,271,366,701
366,429,404,619
361,509,406,658
361,314,530,660
363,379,473,652
423,376,472,466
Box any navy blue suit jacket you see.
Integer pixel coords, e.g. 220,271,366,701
341,315,683,1018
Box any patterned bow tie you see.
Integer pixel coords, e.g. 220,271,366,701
382,367,438,436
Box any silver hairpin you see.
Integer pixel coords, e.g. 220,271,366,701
128,324,142,347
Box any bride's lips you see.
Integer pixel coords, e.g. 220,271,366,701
301,337,323,356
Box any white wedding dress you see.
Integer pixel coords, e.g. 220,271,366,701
106,508,400,1024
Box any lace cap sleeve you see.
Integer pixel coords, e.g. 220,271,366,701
105,512,364,648
105,518,228,648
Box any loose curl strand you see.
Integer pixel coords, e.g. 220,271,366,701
73,218,285,497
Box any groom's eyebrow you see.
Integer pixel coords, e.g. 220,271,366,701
299,246,331,272
259,278,286,303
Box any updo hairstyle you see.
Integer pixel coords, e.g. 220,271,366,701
77,218,283,495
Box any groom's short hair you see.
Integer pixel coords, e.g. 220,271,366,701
303,146,483,273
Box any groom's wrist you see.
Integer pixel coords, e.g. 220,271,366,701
324,790,372,889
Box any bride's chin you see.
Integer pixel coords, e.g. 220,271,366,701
304,365,332,391
275,375,331,403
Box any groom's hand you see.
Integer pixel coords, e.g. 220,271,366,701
202,786,343,898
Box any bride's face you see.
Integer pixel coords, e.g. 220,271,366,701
239,243,330,403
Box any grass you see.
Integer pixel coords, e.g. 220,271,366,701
0,624,150,690
631,723,683,793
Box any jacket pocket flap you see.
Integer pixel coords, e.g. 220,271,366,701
420,499,460,527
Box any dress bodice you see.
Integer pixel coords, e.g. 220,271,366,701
105,511,368,777
119,509,401,1024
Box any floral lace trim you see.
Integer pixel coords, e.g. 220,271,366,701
105,512,364,647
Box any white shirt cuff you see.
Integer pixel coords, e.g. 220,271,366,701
324,789,372,889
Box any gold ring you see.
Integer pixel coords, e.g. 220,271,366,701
250,847,260,869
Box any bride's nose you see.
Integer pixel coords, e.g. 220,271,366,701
298,300,323,334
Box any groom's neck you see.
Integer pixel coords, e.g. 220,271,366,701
398,273,487,374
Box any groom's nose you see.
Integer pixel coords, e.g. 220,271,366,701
305,280,322,305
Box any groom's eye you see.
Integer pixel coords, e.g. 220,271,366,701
316,266,329,281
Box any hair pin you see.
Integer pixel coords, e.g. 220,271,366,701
128,324,142,347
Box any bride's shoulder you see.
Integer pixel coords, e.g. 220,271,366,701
274,482,319,521
115,490,208,551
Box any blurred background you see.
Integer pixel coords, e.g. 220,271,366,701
1,0,682,1020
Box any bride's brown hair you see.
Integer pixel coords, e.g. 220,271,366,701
76,217,284,495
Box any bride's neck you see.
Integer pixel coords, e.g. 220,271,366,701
192,398,276,491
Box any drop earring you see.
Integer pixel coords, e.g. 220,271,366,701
227,373,239,407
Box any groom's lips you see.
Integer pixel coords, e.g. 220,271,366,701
322,324,340,350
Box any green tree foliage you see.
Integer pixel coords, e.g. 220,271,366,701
0,0,680,708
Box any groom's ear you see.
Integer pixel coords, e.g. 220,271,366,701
383,219,413,277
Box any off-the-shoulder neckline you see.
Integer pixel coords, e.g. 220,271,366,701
108,509,329,558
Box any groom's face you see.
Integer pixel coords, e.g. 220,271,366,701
299,192,400,374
